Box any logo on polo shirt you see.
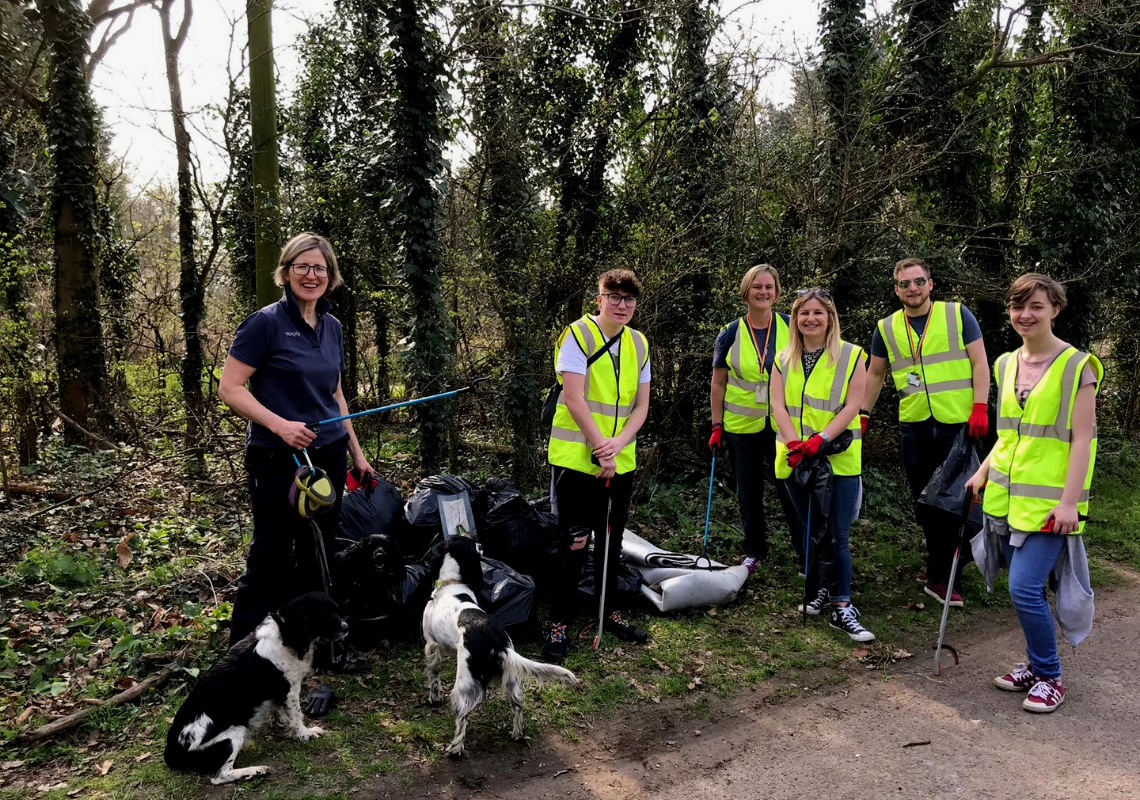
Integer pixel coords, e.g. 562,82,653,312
285,331,301,337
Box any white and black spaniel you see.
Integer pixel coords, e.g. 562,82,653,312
422,537,578,756
164,591,348,784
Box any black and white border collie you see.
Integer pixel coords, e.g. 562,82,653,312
422,537,578,756
164,592,348,784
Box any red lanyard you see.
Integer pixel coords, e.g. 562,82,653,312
903,313,928,367
746,313,774,374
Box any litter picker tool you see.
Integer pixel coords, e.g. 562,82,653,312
801,494,813,627
695,451,717,570
593,479,614,652
933,493,975,675
306,379,487,434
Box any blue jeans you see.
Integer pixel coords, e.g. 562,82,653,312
1002,533,1067,679
784,475,861,604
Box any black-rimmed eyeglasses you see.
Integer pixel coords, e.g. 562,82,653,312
290,263,329,277
601,293,638,307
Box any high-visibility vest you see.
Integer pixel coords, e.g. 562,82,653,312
982,347,1102,534
877,302,974,423
774,341,864,479
548,316,649,476
722,314,790,434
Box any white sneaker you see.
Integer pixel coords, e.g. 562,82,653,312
829,605,875,642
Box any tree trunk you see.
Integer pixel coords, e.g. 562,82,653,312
39,0,109,442
160,0,205,469
247,0,280,307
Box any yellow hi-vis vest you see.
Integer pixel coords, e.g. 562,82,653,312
548,316,649,476
982,347,1102,535
722,314,790,434
774,341,864,479
877,301,974,423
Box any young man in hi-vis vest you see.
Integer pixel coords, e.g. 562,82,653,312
862,258,990,606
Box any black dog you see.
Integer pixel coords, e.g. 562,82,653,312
164,592,348,784
422,537,578,756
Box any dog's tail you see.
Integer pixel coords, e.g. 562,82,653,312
504,649,579,686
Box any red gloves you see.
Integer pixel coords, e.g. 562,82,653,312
968,403,989,438
859,412,869,437
799,434,825,458
786,439,803,468
708,423,724,453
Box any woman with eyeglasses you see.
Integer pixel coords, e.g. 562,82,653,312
219,232,372,650
965,274,1101,713
770,288,875,642
708,264,802,573
542,269,652,663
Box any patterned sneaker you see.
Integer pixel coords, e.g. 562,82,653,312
993,662,1036,692
829,605,876,642
1023,678,1065,713
798,587,830,616
606,612,648,644
924,583,964,607
541,621,568,664
742,555,761,575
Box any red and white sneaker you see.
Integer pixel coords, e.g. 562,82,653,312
924,583,964,607
993,662,1037,692
1023,677,1065,713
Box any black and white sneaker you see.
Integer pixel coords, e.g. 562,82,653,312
829,605,876,642
798,587,830,616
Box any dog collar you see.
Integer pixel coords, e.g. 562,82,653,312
434,578,464,591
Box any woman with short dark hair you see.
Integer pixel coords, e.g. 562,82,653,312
967,273,1101,713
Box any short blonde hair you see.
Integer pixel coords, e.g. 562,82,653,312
894,257,930,280
739,264,782,303
274,232,343,290
1007,272,1067,311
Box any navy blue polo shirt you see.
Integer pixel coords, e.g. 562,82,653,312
228,286,346,448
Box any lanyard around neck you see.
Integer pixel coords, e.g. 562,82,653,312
903,312,929,367
746,313,774,373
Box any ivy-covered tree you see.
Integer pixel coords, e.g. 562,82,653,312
384,0,454,473
38,0,110,441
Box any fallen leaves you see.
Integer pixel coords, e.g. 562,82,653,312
116,534,135,570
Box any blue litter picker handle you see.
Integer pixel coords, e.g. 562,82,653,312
307,379,486,433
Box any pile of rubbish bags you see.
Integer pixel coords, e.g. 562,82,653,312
332,472,744,647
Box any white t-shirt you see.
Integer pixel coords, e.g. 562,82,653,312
555,317,651,383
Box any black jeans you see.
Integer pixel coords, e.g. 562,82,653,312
548,466,635,625
724,428,802,561
900,420,970,589
229,436,348,645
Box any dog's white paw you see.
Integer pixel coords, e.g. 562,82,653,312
212,765,269,785
294,725,325,741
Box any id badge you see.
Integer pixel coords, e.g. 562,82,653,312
906,372,922,388
755,383,767,403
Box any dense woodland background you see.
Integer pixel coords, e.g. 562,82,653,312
2,0,1140,496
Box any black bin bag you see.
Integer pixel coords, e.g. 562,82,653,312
919,427,984,531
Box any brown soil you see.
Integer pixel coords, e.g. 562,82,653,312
358,572,1140,800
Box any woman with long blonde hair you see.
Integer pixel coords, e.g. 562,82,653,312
770,288,873,642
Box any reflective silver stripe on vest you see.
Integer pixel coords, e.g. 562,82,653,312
880,320,907,374
727,374,761,391
925,378,973,393
829,343,856,409
633,330,648,371
1009,482,1091,502
943,302,964,356
549,426,589,445
995,349,1086,442
988,468,1010,488
724,401,766,418
585,399,635,417
571,319,598,398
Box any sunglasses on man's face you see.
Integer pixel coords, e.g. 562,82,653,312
895,277,929,289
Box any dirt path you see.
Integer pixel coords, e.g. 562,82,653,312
365,572,1140,800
